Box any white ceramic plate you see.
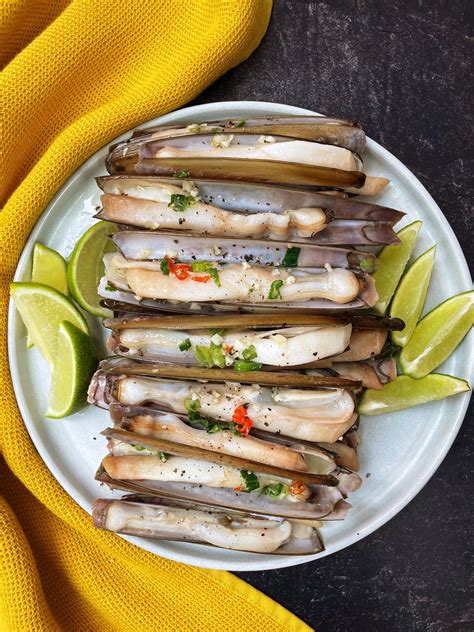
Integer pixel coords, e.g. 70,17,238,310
8,102,473,571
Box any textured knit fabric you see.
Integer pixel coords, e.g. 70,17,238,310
0,1,312,630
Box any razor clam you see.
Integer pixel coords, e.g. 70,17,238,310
108,132,362,170
112,231,379,271
106,321,352,367
97,176,403,223
88,372,357,443
98,275,368,312
129,115,365,153
332,328,388,362
108,405,336,474
95,465,349,520
102,427,337,486
104,252,370,306
92,498,323,555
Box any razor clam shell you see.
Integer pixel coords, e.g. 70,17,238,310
101,427,339,486
95,465,345,520
103,312,350,330
92,497,325,555
97,176,404,223
96,358,362,389
106,153,366,190
111,231,378,271
103,311,403,332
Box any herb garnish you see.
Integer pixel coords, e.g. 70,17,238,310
234,360,262,372
282,247,301,267
239,470,259,492
268,279,284,300
184,397,234,434
179,338,192,352
160,258,171,275
175,170,190,178
242,345,257,361
168,194,196,212
262,483,288,498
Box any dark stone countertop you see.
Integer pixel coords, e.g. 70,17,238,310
191,1,473,630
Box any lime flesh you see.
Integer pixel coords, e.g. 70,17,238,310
31,243,68,294
46,321,97,418
28,243,69,348
67,221,116,318
11,282,89,364
390,245,436,347
399,291,474,378
358,373,470,416
373,221,422,315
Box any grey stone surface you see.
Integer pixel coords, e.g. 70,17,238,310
192,1,473,630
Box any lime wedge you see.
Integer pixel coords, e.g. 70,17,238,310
389,245,436,347
373,221,422,315
358,373,470,416
27,243,69,348
31,243,68,294
399,291,474,378
46,321,97,418
67,221,116,318
11,282,89,364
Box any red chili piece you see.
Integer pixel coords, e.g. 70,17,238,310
232,405,253,437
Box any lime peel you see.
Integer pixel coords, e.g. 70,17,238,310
358,373,470,416
67,221,116,318
46,321,97,418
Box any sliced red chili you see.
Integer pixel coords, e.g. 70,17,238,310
232,405,253,437
191,274,211,283
290,480,307,495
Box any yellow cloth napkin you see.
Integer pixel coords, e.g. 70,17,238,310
0,1,312,629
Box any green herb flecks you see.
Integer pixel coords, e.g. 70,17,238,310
168,194,196,212
131,444,146,452
242,345,257,361
179,338,192,352
159,452,169,462
194,342,225,368
268,279,284,300
282,247,301,267
160,258,171,275
235,120,247,128
261,483,289,498
184,397,234,434
234,360,262,372
239,470,259,492
175,170,191,178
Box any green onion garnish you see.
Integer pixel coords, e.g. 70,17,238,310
194,345,214,368
240,470,259,492
242,345,257,361
168,193,196,212
268,279,284,300
160,258,171,275
175,170,190,178
178,338,192,352
234,360,262,372
209,268,221,287
262,483,288,498
282,247,301,267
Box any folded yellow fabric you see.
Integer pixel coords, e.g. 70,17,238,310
0,1,312,630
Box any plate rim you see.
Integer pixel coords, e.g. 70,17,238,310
8,100,473,571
